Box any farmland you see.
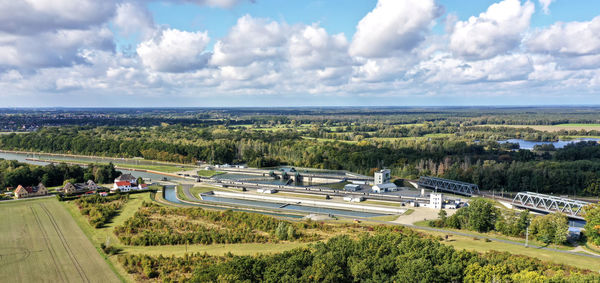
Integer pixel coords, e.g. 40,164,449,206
0,198,120,283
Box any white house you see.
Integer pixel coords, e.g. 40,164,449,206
113,181,131,192
371,183,397,193
137,183,149,190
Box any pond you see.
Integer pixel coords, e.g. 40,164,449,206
498,138,600,150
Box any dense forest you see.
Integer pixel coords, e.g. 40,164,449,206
0,159,120,189
2,107,600,195
118,231,599,282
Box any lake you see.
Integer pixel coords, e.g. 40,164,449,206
498,138,600,150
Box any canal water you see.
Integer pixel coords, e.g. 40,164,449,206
0,151,187,182
499,138,600,150
200,195,388,218
162,187,304,219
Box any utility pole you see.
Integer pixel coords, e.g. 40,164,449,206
525,226,529,247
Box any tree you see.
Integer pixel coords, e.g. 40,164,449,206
530,213,568,245
583,204,600,246
465,199,499,233
584,180,600,197
137,177,145,185
438,209,447,222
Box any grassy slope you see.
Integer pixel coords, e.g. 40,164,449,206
0,198,120,283
431,231,600,271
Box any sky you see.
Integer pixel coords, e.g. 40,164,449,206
1,0,600,107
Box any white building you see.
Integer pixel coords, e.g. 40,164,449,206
112,181,131,192
374,169,391,185
430,193,443,209
371,183,397,193
343,196,365,202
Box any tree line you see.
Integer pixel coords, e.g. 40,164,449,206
0,159,120,189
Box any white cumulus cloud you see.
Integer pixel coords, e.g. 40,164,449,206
526,16,600,57
450,0,535,60
350,0,442,58
137,28,211,72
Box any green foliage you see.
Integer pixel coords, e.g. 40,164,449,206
495,211,530,237
4,109,600,195
74,194,129,228
100,243,122,255
583,204,600,246
114,202,319,246
118,232,600,282
530,213,569,245
0,159,120,189
442,199,500,233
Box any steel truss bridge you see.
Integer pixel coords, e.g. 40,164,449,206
512,192,590,220
417,176,480,196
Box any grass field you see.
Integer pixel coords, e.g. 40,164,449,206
0,198,120,283
426,230,600,271
62,192,153,282
196,170,225,177
188,186,215,198
125,242,310,257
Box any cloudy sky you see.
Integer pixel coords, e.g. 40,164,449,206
1,0,600,107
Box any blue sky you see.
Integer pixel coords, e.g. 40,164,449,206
1,0,600,107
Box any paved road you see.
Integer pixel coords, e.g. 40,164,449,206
181,184,202,201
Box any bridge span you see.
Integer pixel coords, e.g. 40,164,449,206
417,176,480,196
512,191,591,220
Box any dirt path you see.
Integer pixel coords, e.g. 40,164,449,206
393,207,457,225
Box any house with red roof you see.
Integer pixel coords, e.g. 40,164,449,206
112,181,131,192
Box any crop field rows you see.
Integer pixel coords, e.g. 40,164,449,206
0,198,119,283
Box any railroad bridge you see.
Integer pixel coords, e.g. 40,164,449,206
512,192,590,220
417,176,480,196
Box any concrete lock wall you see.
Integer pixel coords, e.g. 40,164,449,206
213,191,406,214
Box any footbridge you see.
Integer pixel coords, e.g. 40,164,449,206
512,192,590,220
417,176,480,196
